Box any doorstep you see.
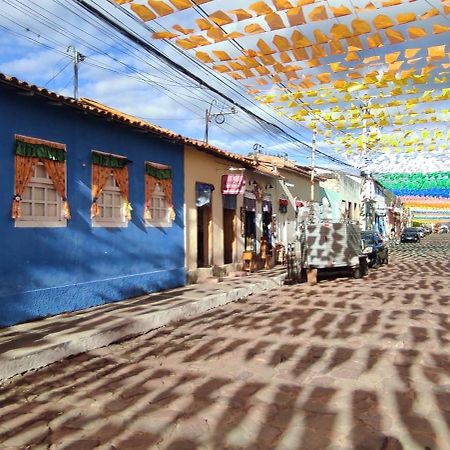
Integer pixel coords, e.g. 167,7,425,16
0,267,286,382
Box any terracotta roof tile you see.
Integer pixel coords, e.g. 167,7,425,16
0,73,255,167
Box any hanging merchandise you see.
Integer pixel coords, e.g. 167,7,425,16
279,198,288,213
196,182,214,207
244,192,257,212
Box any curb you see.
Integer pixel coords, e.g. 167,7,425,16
0,272,286,382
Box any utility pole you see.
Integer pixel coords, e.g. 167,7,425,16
310,127,317,201
67,46,85,100
360,99,372,231
253,143,263,162
204,101,237,144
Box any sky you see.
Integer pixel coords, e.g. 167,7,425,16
0,0,345,169
0,0,448,176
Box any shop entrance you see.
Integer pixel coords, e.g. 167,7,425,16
223,208,235,264
197,205,211,268
262,199,273,247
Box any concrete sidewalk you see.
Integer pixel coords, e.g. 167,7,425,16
0,268,286,381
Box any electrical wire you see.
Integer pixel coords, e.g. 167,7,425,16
44,59,72,87
95,0,357,168
0,0,357,169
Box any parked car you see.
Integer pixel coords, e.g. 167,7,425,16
417,227,425,238
423,227,432,235
400,227,421,243
439,225,449,234
361,231,388,268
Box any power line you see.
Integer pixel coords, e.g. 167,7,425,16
44,59,72,87
81,0,356,168
0,0,355,169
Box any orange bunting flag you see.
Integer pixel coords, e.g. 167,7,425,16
130,4,156,21
286,7,306,26
373,15,394,30
386,29,405,44
152,31,178,39
427,45,446,60
147,0,174,16
352,19,371,35
273,0,293,9
408,27,427,39
249,1,273,15
330,23,352,39
169,0,192,10
291,30,311,48
209,10,233,26
433,24,450,34
265,12,285,30
405,48,420,58
329,5,352,17
229,9,252,21
396,13,416,24
244,23,266,34
367,33,384,48
309,6,328,21
330,39,344,55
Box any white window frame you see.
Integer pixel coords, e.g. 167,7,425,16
15,161,67,228
145,183,172,228
92,172,128,228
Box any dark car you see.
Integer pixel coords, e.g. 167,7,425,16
361,231,388,268
401,227,420,243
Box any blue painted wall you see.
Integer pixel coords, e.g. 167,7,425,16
0,86,185,327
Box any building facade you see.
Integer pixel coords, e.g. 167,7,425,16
0,75,185,327
184,144,252,280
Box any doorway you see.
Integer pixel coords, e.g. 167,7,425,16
197,205,211,268
223,208,235,264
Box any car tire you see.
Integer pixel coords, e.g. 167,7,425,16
373,255,381,269
353,267,362,279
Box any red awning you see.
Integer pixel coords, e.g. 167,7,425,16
221,174,245,195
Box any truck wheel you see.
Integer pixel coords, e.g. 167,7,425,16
353,267,362,279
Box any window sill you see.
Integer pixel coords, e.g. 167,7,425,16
92,220,128,228
145,221,173,228
15,220,67,228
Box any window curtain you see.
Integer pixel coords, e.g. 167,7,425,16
42,159,71,219
112,167,132,221
12,155,37,219
145,162,175,221
91,151,131,220
12,136,69,219
91,164,112,218
159,178,176,221
144,174,158,220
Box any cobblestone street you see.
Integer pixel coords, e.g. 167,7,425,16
1,235,449,450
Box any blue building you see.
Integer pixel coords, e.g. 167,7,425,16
0,74,186,327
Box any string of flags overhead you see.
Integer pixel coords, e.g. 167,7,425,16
115,0,450,222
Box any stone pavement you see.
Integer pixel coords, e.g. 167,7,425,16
0,268,286,381
0,234,449,449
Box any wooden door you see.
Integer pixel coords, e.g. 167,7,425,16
223,208,235,264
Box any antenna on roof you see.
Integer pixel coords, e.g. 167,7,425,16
67,46,86,100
